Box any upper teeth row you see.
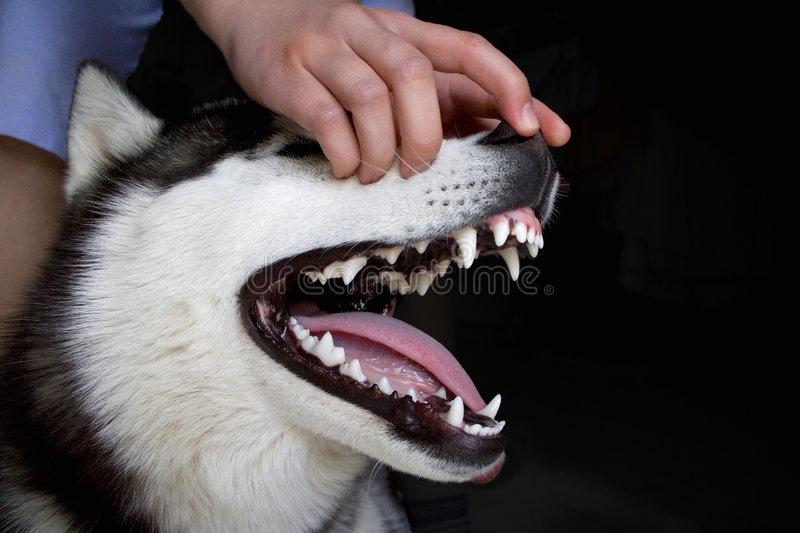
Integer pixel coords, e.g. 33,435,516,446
304,221,543,289
489,219,544,256
305,264,445,296
289,318,505,436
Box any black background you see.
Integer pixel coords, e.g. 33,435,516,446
129,2,786,531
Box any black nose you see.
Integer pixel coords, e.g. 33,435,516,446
477,120,561,224
478,121,530,146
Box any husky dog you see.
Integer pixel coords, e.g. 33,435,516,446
0,62,560,532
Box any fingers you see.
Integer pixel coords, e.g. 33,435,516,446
347,27,442,178
212,2,569,183
308,49,398,182
437,74,570,146
303,9,444,181
530,98,572,147
374,13,539,137
260,67,361,179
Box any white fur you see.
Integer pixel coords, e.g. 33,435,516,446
65,64,163,201
9,64,550,531
1,486,74,533
60,115,498,533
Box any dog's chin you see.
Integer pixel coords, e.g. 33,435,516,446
239,206,550,481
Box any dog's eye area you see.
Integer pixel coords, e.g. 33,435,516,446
278,141,323,158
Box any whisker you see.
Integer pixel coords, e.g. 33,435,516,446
393,150,424,177
357,159,386,175
402,142,433,174
366,460,385,495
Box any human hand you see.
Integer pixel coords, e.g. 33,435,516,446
181,0,570,183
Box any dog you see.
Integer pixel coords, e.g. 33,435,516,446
0,62,560,532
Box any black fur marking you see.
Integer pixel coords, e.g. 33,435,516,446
0,220,158,531
278,140,324,158
70,100,281,223
1,97,284,530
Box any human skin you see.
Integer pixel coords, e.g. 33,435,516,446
180,0,571,183
0,136,65,328
0,0,572,330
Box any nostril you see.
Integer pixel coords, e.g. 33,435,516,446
479,121,529,146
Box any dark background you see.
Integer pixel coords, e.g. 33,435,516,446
129,2,785,531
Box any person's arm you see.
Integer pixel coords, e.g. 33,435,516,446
180,0,570,183
0,137,65,326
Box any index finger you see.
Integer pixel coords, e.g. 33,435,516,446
373,13,539,136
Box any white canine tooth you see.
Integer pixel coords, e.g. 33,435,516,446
481,425,503,437
490,220,510,247
526,228,536,244
475,394,501,420
434,386,447,399
322,256,367,284
498,248,520,281
378,376,394,395
412,239,431,254
451,227,477,269
323,261,343,279
434,259,451,277
340,256,368,284
465,423,482,435
305,270,326,284
513,221,528,243
314,331,334,354
374,246,403,264
444,396,464,427
300,335,318,352
340,359,367,383
380,270,410,294
326,346,346,367
495,420,506,432
349,359,367,382
536,233,544,249
292,324,310,341
526,243,539,258
405,388,419,402
413,270,436,296
310,332,345,366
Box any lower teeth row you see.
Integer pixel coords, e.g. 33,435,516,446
288,317,504,436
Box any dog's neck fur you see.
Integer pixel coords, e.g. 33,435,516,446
4,375,405,532
136,427,397,531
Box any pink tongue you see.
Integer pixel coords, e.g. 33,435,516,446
293,312,485,411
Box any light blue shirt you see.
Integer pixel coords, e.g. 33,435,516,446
362,0,414,15
0,0,413,159
0,0,163,158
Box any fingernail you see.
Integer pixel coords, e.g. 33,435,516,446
401,161,431,179
411,162,430,176
366,172,384,184
522,102,539,132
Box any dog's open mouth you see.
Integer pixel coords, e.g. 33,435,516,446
241,206,545,477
